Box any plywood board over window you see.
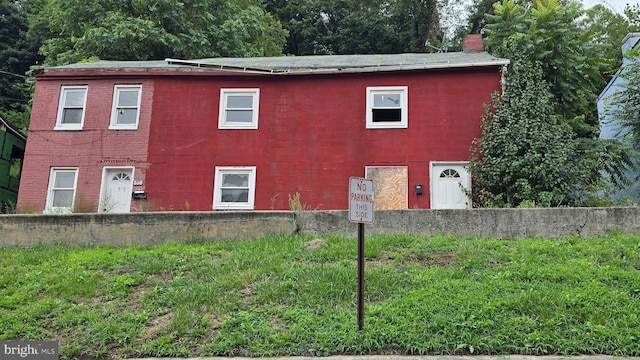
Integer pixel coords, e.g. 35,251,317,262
365,166,408,210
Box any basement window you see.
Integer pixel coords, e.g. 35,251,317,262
213,166,256,210
44,167,78,213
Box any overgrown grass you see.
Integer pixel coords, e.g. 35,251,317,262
1,234,640,359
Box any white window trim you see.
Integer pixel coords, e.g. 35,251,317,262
55,86,88,130
44,167,79,214
213,166,257,210
218,88,260,129
109,84,142,130
366,86,408,129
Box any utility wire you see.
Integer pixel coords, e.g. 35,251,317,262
0,70,29,79
0,96,30,103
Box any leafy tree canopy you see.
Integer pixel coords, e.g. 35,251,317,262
579,4,636,83
265,0,439,55
484,0,605,140
37,0,288,66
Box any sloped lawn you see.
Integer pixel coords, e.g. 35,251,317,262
1,233,639,359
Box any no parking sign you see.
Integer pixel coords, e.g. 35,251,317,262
348,177,374,224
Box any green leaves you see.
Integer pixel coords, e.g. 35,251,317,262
265,0,439,55
485,0,604,139
470,34,585,207
38,0,288,65
0,0,36,132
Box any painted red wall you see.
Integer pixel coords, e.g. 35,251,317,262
19,66,502,212
144,67,502,210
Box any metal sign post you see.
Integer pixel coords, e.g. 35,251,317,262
357,222,365,330
348,177,374,331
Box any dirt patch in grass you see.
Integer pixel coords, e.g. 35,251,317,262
427,252,456,267
143,312,174,341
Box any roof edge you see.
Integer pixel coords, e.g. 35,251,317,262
164,57,510,75
0,116,27,141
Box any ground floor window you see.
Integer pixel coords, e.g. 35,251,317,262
365,166,408,210
45,167,78,213
213,166,256,210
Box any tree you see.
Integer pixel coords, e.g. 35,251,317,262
0,0,37,133
579,4,632,81
484,0,605,140
469,34,585,207
38,0,288,66
265,0,439,55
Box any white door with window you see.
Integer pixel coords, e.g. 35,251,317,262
99,167,134,213
430,162,471,209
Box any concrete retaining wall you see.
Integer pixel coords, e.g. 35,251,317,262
296,207,640,238
0,212,296,246
1,207,639,246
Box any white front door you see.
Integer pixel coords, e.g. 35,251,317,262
430,162,471,209
100,167,133,213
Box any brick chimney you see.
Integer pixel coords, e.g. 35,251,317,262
462,34,485,53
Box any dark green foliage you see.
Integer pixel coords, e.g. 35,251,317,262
484,0,605,139
264,0,439,55
476,0,640,204
0,0,37,133
469,34,584,207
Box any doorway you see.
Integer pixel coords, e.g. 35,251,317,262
430,162,471,209
99,167,134,213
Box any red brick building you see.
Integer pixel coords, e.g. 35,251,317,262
18,41,508,213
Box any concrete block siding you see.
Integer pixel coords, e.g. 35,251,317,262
1,208,639,247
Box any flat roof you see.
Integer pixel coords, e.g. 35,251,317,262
47,52,509,76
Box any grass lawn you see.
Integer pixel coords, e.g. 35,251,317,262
1,233,639,359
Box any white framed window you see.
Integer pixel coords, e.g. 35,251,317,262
45,168,78,213
366,86,408,129
110,84,142,130
55,86,88,130
218,89,260,129
213,166,257,210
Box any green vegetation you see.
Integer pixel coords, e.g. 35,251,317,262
2,234,640,359
469,33,583,207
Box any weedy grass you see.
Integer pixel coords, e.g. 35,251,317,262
1,234,640,359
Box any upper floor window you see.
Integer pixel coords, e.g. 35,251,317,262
110,85,142,130
213,166,256,210
218,89,260,129
45,167,78,213
366,86,408,129
55,86,87,130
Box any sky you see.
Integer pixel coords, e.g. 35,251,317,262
581,0,640,13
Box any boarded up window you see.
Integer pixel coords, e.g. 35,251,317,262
365,166,408,210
